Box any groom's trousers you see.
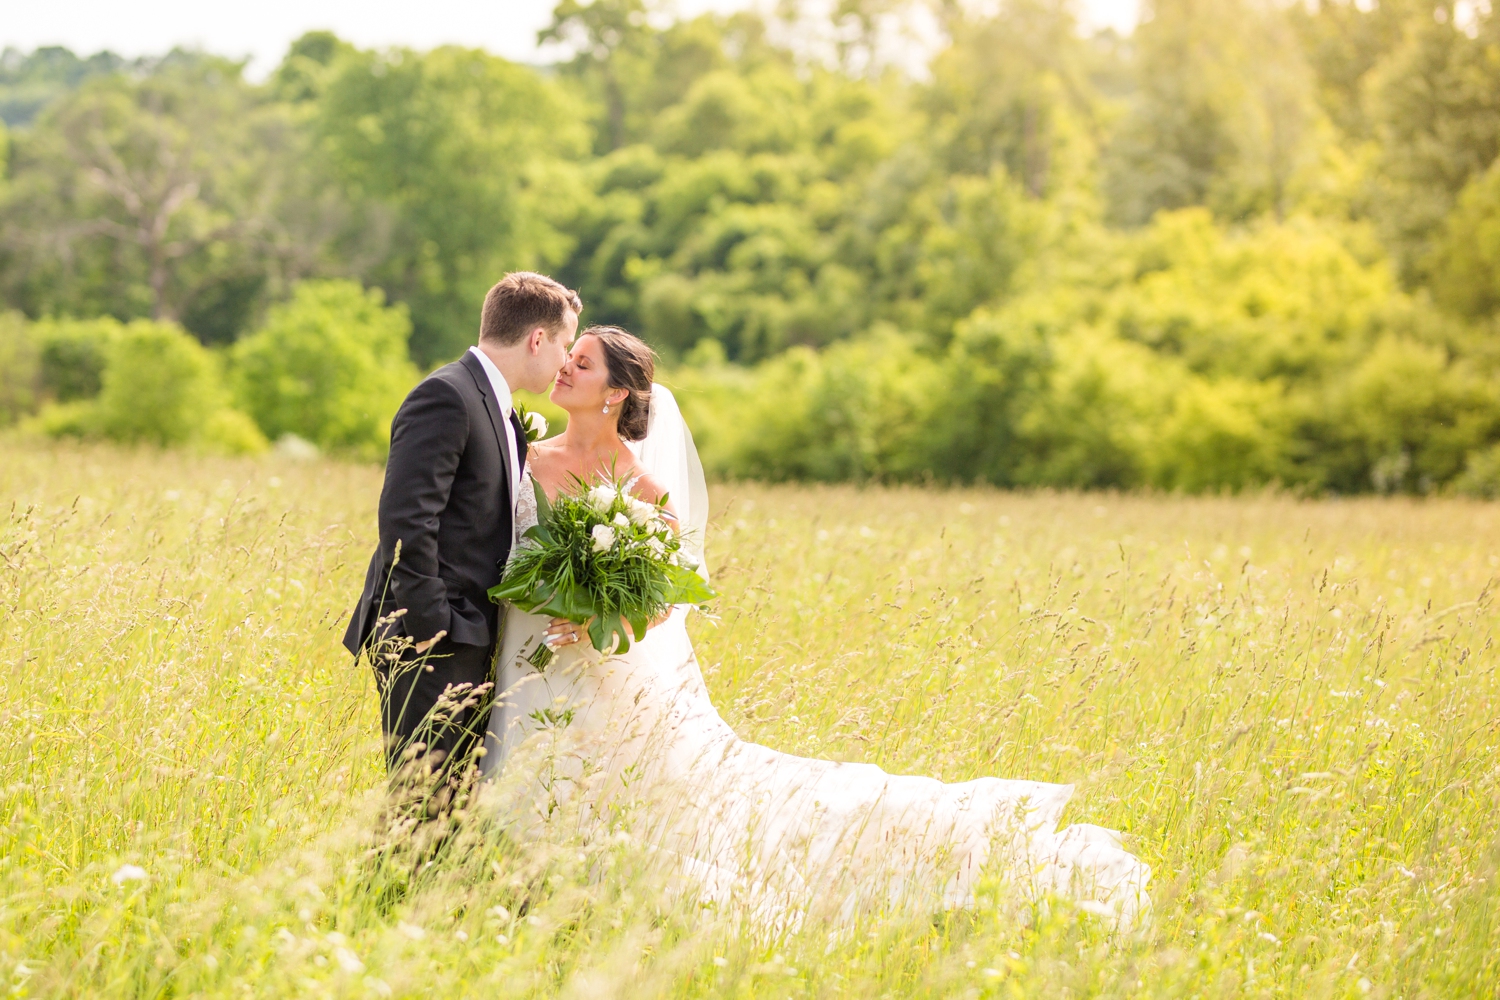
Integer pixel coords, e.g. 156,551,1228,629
374,633,495,792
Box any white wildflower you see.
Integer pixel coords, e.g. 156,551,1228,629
396,921,426,941
334,947,365,973
591,524,616,552
522,410,548,439
111,864,147,885
612,512,630,529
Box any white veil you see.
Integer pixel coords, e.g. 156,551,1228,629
626,384,710,581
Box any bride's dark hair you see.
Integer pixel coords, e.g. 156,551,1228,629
586,325,656,441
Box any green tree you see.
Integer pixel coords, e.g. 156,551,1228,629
922,0,1100,199
0,45,130,127
311,46,589,363
1433,162,1500,319
231,280,418,459
1,56,289,332
1103,0,1322,224
1287,0,1423,141
542,0,658,153
1368,2,1500,283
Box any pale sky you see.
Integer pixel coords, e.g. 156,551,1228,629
2,0,1141,78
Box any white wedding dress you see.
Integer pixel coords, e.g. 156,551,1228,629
480,387,1150,931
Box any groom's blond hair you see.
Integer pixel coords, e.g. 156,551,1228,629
480,272,582,346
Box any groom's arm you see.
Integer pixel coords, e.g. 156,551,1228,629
378,376,468,647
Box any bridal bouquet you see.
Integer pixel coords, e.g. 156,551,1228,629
488,478,715,662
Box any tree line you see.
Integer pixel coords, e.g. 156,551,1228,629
2,0,1500,493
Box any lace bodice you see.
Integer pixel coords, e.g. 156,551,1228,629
514,472,540,539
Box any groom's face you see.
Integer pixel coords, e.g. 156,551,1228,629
531,309,579,393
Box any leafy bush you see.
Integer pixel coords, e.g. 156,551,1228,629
231,281,419,461
1453,442,1500,498
674,331,944,482
1148,377,1289,492
0,311,39,426
1335,338,1500,493
200,408,272,456
32,317,266,454
35,317,118,402
95,321,224,447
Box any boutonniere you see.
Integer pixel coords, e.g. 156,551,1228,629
514,401,549,444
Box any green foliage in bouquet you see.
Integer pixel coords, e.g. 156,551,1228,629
488,477,714,657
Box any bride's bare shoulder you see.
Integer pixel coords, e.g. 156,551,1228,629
627,471,677,519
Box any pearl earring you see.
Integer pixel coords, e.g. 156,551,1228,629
603,403,610,414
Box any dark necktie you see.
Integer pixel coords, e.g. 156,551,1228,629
508,409,528,472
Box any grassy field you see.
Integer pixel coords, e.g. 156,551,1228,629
1,439,1496,998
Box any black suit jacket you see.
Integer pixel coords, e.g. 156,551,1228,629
343,350,526,655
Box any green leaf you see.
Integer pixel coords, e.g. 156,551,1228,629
662,563,716,604
523,523,554,546
532,476,552,525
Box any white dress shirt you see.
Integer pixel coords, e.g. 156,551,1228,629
468,346,523,509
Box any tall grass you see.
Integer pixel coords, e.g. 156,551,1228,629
1,439,1496,997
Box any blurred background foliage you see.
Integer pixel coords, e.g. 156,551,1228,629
2,0,1500,492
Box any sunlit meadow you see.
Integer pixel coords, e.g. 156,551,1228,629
1,439,1496,998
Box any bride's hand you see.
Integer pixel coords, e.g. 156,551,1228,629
545,617,587,647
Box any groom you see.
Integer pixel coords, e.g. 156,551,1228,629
343,271,581,792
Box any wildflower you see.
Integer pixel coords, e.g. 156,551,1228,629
612,512,630,529
110,864,147,885
591,524,616,552
334,947,365,973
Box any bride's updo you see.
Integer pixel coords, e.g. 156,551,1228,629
588,325,656,441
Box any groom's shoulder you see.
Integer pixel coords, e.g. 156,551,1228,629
412,358,480,400
393,362,476,423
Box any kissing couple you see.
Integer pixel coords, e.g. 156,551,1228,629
343,271,1150,929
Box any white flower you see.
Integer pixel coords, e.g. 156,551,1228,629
612,512,630,529
334,947,365,974
587,485,617,514
522,410,548,439
591,524,616,552
110,864,147,885
626,497,656,525
645,536,666,557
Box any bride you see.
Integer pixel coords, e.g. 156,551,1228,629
480,326,1150,930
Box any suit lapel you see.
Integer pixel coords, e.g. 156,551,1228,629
458,351,513,495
